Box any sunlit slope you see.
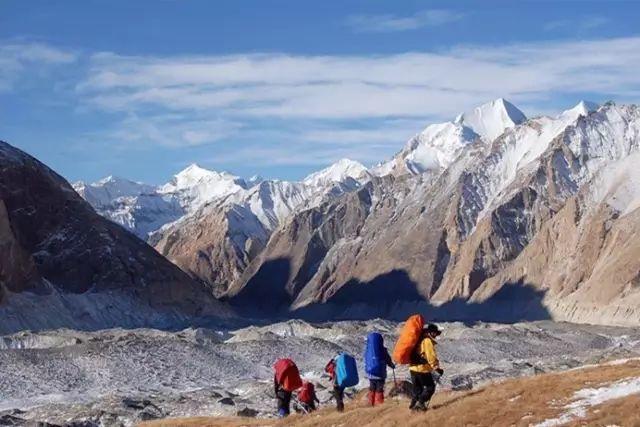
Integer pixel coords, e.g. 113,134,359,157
141,358,640,427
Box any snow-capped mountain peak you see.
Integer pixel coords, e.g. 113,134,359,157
403,121,479,173
247,175,264,187
560,100,600,121
99,175,153,191
96,175,116,185
456,98,527,142
73,175,155,208
303,158,368,186
169,163,238,188
373,98,527,177
158,164,248,213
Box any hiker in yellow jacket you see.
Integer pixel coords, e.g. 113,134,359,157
409,323,443,411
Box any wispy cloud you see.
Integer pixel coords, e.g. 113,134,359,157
79,37,640,122
108,113,243,148
11,37,640,168
70,36,640,164
0,41,77,91
346,9,464,33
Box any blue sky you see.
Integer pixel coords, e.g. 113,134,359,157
1,0,640,184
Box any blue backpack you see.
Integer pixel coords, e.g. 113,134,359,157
365,332,387,378
335,353,359,388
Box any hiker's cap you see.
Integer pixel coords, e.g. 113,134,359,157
424,323,442,336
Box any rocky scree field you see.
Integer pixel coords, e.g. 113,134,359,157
0,319,639,426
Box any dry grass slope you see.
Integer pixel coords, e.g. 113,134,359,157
140,359,640,427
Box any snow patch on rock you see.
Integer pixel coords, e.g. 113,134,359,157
589,150,640,217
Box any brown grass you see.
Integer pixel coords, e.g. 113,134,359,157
140,359,640,427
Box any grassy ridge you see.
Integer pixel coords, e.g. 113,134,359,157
141,359,640,427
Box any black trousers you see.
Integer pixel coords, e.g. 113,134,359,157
333,385,345,411
276,389,292,415
410,371,436,406
369,379,385,392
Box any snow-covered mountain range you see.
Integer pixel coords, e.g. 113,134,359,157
74,157,371,296
74,98,530,241
74,159,369,239
73,98,640,325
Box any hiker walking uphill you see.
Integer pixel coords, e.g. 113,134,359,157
392,315,444,411
296,381,320,412
324,352,359,412
408,323,443,411
364,332,395,406
273,358,302,417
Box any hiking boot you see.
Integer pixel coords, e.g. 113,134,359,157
412,402,427,412
409,399,417,410
374,391,384,405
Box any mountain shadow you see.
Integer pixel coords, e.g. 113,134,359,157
229,257,292,314
229,258,552,324
294,269,425,321
293,272,551,323
430,280,552,325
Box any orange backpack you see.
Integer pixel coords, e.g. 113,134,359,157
274,358,303,392
392,314,424,364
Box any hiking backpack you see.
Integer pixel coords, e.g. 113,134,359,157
392,314,425,364
335,353,359,388
297,381,315,404
365,332,387,378
273,358,303,392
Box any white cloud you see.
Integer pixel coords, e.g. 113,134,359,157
78,37,640,122
59,36,640,166
108,113,243,148
0,41,77,91
346,9,464,33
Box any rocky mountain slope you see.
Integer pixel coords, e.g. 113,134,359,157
0,141,228,334
77,159,369,296
227,101,640,325
76,99,640,326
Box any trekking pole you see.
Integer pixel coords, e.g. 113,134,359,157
391,368,400,404
291,396,309,414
